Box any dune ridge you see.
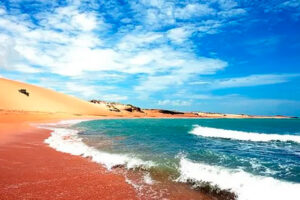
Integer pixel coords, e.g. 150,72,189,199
0,78,112,116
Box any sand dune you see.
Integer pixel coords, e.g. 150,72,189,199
0,78,291,119
0,78,112,116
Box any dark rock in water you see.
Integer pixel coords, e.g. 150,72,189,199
159,109,184,115
18,89,29,96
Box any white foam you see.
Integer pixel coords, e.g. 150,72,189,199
177,157,300,200
190,125,300,143
143,173,155,185
43,123,155,170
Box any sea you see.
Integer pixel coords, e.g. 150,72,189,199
44,118,300,200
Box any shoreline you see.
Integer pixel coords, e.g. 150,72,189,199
0,112,217,200
41,118,218,200
0,113,138,200
1,111,299,199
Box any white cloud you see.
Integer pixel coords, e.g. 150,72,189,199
217,0,238,10
189,74,299,89
72,13,97,31
218,8,246,18
61,82,119,100
13,64,41,73
0,35,20,69
134,53,227,94
167,26,193,44
130,0,244,29
101,94,128,102
0,5,113,76
0,34,41,73
212,74,299,89
65,82,98,98
0,0,245,80
158,99,192,106
189,81,210,85
197,20,223,34
0,7,5,15
174,3,215,19
117,32,163,51
36,6,102,32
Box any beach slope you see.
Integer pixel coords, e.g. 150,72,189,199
0,78,111,116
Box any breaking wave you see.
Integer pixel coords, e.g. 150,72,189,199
177,157,300,200
190,125,300,143
42,122,155,170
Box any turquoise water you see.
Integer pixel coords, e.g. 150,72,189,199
73,118,300,199
75,118,300,182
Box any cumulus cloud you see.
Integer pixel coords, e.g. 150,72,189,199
167,26,193,44
0,1,230,79
0,0,247,80
134,55,227,95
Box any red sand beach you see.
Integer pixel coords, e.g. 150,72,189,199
0,113,138,200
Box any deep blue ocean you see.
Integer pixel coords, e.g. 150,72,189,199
73,118,300,200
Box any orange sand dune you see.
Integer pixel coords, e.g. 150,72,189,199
0,78,112,116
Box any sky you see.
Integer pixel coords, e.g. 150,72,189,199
0,0,300,116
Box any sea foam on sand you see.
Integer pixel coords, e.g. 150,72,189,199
41,120,155,170
190,125,300,143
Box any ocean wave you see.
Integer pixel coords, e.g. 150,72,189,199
190,125,300,143
177,157,300,200
43,124,155,170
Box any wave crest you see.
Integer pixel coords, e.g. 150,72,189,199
190,125,300,143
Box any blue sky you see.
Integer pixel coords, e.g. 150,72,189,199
0,0,300,116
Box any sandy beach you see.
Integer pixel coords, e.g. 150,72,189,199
0,78,138,199
0,78,203,200
0,111,139,200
